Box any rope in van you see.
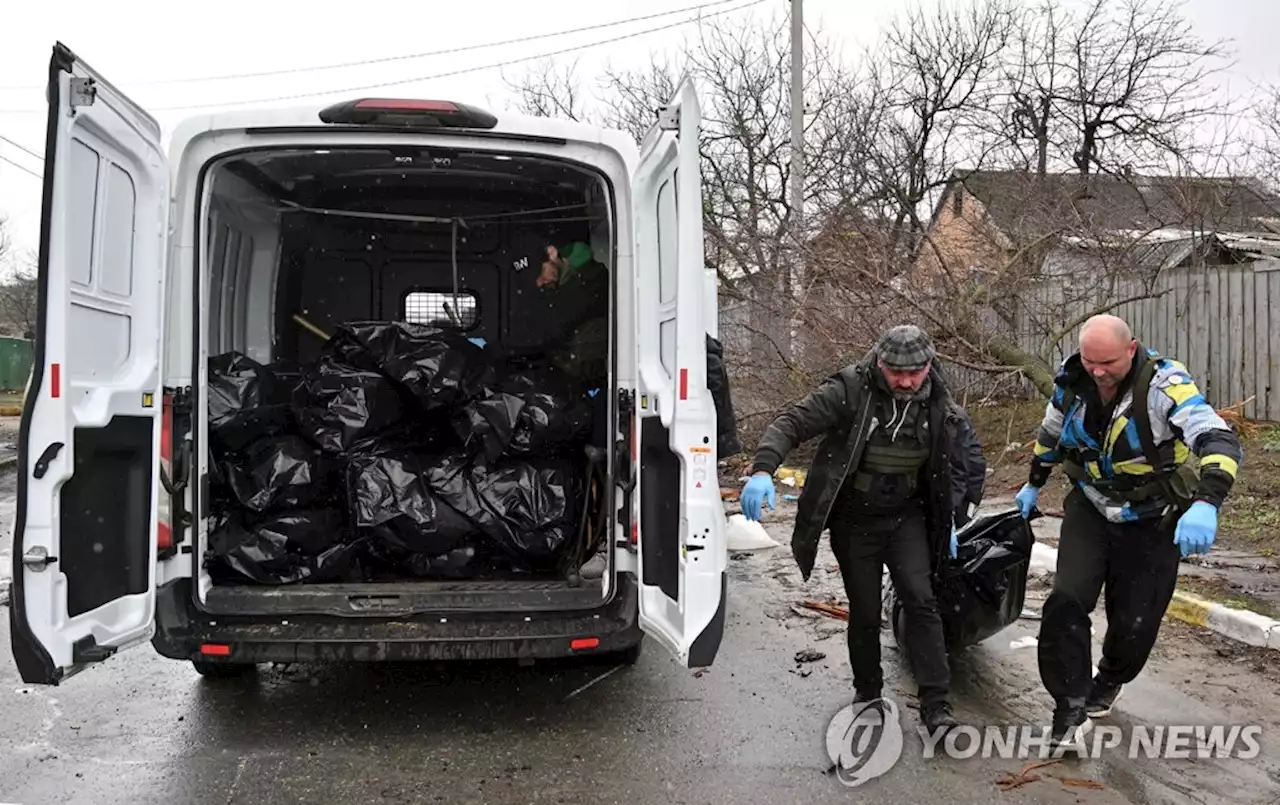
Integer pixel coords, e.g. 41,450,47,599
272,199,591,226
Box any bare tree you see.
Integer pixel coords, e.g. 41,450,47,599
500,58,586,121
984,0,1232,178
0,216,37,338
862,0,1015,257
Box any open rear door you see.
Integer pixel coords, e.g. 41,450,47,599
9,43,169,685
631,76,728,668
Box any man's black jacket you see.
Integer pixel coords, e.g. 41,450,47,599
751,351,986,580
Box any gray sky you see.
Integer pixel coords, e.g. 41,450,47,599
0,0,1276,266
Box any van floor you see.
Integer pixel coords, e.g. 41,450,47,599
203,577,608,617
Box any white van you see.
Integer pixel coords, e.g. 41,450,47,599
9,43,730,684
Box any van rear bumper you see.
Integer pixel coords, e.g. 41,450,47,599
151,574,642,664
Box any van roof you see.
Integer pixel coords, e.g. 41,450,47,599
167,102,640,163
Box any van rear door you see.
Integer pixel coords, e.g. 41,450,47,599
9,43,169,685
630,76,728,668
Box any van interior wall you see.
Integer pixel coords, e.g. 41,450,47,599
200,148,614,595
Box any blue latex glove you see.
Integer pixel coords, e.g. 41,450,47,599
949,527,958,559
1175,501,1217,557
1015,484,1040,519
741,474,776,521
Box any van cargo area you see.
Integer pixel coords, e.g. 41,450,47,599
195,144,619,617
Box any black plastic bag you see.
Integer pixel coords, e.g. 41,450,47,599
455,366,593,462
323,321,497,411
462,457,579,572
706,335,742,458
208,352,293,454
888,508,1034,652
206,507,359,585
347,452,477,557
220,435,335,515
292,360,409,455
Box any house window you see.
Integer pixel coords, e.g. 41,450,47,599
953,190,963,216
403,290,479,328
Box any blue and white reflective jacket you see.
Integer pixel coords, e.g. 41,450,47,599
1029,348,1242,523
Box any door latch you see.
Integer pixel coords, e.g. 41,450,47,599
22,546,58,572
69,77,96,108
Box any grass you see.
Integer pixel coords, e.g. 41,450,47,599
971,400,1280,558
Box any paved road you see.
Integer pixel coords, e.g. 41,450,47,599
1,491,1279,804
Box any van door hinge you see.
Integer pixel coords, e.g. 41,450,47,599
657,107,679,131
22,546,57,572
69,77,96,108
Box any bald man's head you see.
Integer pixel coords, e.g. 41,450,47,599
1079,314,1137,396
1079,314,1132,345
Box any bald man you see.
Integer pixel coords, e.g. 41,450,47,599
1014,314,1243,750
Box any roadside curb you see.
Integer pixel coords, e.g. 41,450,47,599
1027,537,1280,652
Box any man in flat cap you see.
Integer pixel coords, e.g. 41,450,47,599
741,325,986,733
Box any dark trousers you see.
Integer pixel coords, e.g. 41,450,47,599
828,504,950,706
1037,487,1181,708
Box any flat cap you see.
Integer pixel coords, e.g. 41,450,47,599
877,324,935,371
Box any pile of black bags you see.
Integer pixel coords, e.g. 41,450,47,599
204,321,595,585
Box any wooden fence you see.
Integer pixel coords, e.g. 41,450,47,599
947,256,1280,422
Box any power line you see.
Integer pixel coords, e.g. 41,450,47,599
0,133,42,162
0,0,742,91
151,0,763,113
0,153,41,180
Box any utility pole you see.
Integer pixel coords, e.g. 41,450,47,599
788,0,804,358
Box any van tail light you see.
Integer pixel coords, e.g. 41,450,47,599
318,98,498,129
158,393,173,552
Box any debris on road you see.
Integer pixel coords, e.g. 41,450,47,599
794,649,826,664
996,759,1062,791
1009,636,1038,650
798,600,849,621
1059,777,1106,790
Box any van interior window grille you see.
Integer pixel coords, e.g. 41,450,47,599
403,290,478,328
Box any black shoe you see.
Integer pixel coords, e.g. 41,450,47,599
1048,706,1092,752
851,688,885,718
921,701,960,734
1085,679,1123,718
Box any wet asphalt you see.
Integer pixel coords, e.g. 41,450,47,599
2,478,1278,804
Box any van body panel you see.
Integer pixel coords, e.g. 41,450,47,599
10,43,170,684
631,78,728,668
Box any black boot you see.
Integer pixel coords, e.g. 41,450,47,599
1048,704,1092,752
1085,677,1124,718
920,700,959,734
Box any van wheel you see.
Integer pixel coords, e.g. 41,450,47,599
192,660,255,679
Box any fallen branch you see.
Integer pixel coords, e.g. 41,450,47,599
799,600,850,621
996,759,1062,791
1060,778,1107,790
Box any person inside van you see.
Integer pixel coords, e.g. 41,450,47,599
537,237,610,391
